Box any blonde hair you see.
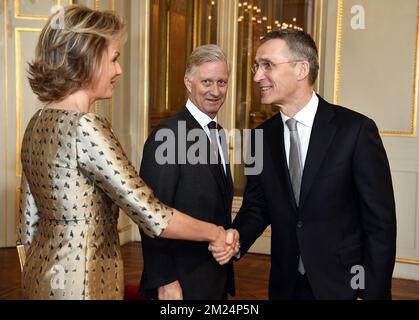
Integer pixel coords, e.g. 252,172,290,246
28,5,126,103
185,44,229,79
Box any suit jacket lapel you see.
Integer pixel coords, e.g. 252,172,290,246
266,114,298,211
218,125,234,221
224,162,234,222
299,97,336,209
219,126,232,193
225,163,234,196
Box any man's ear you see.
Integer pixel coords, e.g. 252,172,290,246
184,76,192,93
296,61,310,82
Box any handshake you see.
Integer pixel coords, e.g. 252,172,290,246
208,227,240,265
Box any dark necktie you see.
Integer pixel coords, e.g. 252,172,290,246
208,121,226,177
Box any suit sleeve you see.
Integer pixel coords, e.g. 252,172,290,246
232,128,271,257
18,173,40,245
76,113,173,238
353,118,397,299
139,125,180,291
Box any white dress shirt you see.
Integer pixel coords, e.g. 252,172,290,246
280,92,319,169
186,99,227,173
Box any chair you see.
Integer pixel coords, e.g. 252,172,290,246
16,241,26,272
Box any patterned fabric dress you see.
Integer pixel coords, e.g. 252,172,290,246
18,109,173,300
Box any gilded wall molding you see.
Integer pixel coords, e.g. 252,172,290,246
14,27,41,178
3,0,9,245
141,0,150,144
193,0,199,48
165,6,170,112
333,0,343,105
313,0,324,93
396,258,419,266
15,0,61,20
381,1,418,137
333,0,418,137
15,186,20,238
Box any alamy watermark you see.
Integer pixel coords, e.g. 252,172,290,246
351,5,366,30
153,122,264,176
50,5,65,30
350,264,365,290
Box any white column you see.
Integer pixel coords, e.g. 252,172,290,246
117,0,151,244
216,0,238,135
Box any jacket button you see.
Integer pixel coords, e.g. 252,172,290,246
297,221,303,228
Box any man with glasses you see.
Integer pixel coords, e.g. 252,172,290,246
210,29,396,300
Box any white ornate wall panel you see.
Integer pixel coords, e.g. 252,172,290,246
117,0,151,244
334,0,417,136
15,0,59,19
1,0,8,248
15,28,43,177
392,170,417,251
322,0,419,279
0,0,130,248
0,0,67,248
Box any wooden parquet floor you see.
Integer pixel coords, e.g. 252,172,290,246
1,242,418,300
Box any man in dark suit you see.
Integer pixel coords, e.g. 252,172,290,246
211,29,397,300
138,44,236,300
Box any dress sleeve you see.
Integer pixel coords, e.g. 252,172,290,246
18,173,40,245
75,113,173,238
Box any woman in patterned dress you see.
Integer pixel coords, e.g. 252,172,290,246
18,5,234,300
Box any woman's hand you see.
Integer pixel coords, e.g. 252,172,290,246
158,280,183,300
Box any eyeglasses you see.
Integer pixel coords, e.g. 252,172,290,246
251,60,305,74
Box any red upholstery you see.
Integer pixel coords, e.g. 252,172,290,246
124,284,151,300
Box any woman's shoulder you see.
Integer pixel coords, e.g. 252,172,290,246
35,108,85,122
76,112,114,139
78,112,111,131
78,112,109,126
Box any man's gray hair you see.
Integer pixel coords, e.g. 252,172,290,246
185,44,229,79
261,29,319,85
